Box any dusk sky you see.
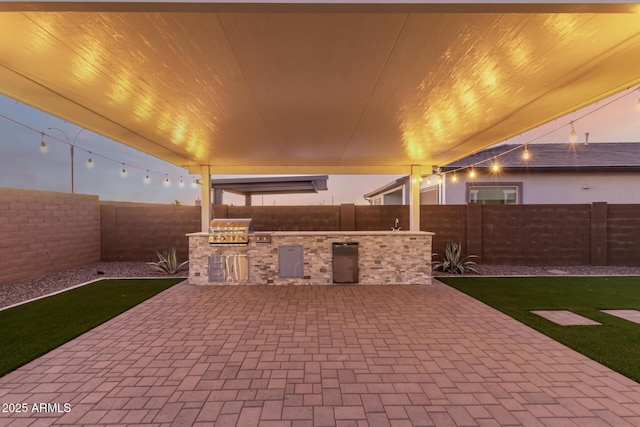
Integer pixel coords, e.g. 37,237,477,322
1,86,639,206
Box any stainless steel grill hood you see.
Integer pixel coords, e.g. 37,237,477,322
208,218,253,245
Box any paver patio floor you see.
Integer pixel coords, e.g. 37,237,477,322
2,280,640,426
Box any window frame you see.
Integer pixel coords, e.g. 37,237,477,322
466,182,523,205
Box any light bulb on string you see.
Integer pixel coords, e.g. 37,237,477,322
451,173,458,183
121,163,127,177
191,177,197,188
164,174,170,186
144,170,151,184
469,168,476,179
522,145,530,160
491,158,500,173
569,122,578,143
179,176,184,187
86,152,94,168
39,133,47,153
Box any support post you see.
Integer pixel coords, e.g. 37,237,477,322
409,165,430,231
200,165,211,232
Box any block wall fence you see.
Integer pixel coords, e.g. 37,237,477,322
217,203,640,267
1,187,639,286
0,188,101,286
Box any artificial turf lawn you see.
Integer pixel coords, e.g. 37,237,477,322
438,276,640,383
0,278,183,377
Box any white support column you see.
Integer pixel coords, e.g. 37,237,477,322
409,165,421,231
200,165,212,232
409,165,432,231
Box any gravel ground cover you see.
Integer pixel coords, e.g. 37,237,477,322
0,262,187,309
2,262,640,310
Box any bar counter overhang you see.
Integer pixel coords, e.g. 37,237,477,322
187,230,434,286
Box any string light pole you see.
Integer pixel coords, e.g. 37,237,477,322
47,127,88,193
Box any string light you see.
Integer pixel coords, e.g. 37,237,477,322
432,85,639,182
164,174,170,186
0,110,195,191
179,176,184,187
39,132,47,153
491,158,500,173
7,84,639,193
145,170,151,184
569,121,578,143
469,168,476,179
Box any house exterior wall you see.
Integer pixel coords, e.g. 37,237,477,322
443,171,640,204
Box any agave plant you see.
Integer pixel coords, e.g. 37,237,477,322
147,248,189,274
432,240,479,274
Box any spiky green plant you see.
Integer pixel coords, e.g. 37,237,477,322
147,248,189,274
432,240,479,274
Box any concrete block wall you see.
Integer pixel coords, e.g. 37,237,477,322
2,186,639,288
218,205,342,231
607,204,640,266
0,188,100,286
480,205,591,265
214,203,640,266
354,205,409,231
100,202,200,262
421,205,467,258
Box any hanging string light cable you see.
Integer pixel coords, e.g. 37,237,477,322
442,84,639,180
0,110,193,187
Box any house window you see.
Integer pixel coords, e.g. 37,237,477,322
468,183,521,205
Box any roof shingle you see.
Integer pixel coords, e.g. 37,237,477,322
443,142,640,170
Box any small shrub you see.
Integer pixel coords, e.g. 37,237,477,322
147,248,189,274
432,241,479,274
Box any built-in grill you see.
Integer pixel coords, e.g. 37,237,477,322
208,218,253,245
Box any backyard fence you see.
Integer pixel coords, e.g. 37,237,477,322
1,187,639,286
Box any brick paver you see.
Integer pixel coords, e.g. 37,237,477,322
601,309,640,324
2,281,640,426
531,310,602,326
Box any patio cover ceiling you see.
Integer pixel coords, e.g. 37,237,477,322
1,2,639,175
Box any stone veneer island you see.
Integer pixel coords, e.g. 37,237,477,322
187,231,433,286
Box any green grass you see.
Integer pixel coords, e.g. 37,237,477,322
0,278,183,377
438,276,640,383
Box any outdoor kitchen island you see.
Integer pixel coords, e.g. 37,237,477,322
187,229,434,286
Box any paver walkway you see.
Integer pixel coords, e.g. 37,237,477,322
601,309,640,324
531,310,602,326
2,281,640,426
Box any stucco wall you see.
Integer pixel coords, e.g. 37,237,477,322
0,188,101,286
443,171,640,204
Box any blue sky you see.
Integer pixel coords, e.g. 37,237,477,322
1,87,638,205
